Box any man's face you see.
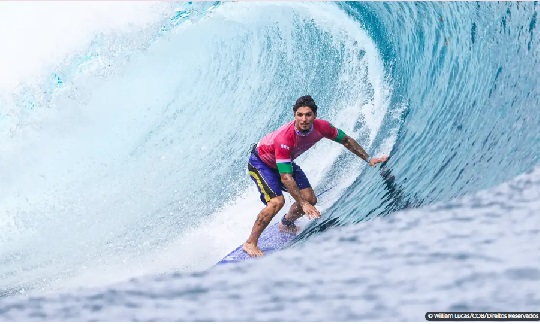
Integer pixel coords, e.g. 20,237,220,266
294,106,316,132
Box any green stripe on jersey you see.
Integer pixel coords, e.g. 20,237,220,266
277,162,293,174
333,128,346,143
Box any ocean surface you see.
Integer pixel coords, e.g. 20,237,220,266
0,1,538,321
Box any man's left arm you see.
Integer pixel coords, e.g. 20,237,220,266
318,119,388,167
341,135,388,167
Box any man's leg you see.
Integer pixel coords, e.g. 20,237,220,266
244,155,284,257
278,187,317,233
243,195,285,257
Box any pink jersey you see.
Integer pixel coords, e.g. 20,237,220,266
256,119,345,173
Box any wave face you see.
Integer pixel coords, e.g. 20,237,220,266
0,1,538,320
313,1,539,228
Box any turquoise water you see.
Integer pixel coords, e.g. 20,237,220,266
0,1,538,320
305,1,539,232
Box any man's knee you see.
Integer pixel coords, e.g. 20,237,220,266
267,196,285,212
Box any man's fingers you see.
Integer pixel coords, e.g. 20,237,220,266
368,155,389,167
307,208,320,219
302,204,321,219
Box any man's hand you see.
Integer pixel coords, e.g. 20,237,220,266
301,202,320,219
368,155,389,167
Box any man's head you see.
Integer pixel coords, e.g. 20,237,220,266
293,95,317,133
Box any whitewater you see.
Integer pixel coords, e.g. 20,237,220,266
0,1,538,321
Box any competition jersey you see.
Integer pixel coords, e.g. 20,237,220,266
256,119,345,174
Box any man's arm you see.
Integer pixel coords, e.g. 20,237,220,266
280,173,308,205
341,135,389,166
280,173,320,218
342,135,369,161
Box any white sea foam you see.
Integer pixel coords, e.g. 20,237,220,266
0,1,172,94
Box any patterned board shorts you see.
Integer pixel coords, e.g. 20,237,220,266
247,148,311,205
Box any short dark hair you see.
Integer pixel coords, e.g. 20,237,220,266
293,95,318,114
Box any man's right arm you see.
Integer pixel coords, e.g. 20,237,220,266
280,173,307,205
280,173,320,219
274,137,320,218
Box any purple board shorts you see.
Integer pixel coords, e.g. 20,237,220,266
248,152,311,205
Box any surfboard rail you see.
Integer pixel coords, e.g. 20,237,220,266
217,222,296,264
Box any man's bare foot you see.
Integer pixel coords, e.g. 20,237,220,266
242,242,263,257
278,220,299,234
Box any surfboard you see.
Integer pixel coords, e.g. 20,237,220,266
217,222,296,265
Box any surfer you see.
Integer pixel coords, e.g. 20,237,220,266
243,95,389,257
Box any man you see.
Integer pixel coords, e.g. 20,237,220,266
243,95,389,257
